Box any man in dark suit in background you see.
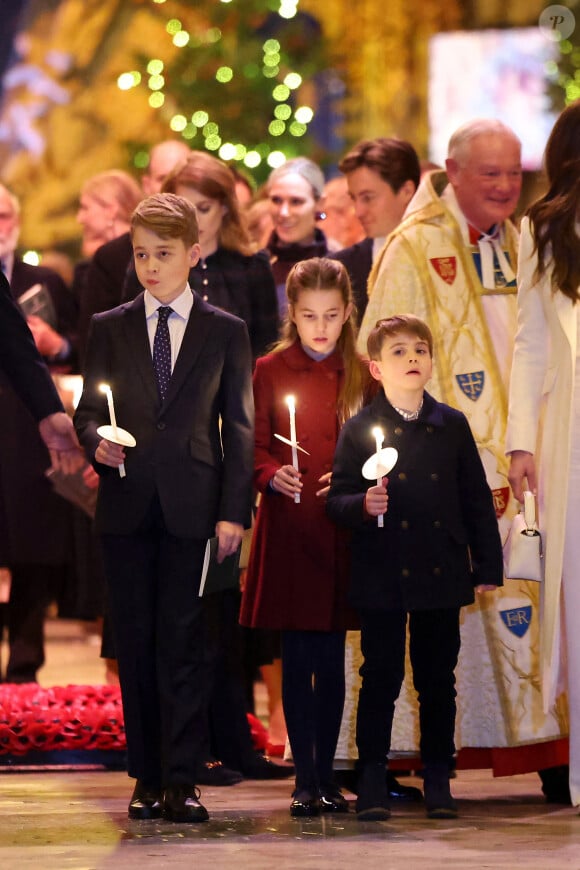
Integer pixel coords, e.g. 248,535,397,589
0,185,80,683
331,138,420,326
0,269,80,464
74,193,254,823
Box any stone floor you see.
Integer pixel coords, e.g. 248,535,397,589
1,618,579,869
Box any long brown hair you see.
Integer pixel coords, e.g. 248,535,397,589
162,151,253,255
272,257,368,424
527,99,580,301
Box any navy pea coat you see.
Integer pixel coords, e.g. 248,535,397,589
326,389,503,612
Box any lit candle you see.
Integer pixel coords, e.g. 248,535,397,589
286,395,300,504
372,426,384,528
99,383,118,435
99,383,125,478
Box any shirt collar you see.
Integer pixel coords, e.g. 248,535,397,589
144,283,194,320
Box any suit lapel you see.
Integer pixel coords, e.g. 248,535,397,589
121,294,159,405
162,294,216,410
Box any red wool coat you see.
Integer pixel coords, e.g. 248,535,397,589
240,340,358,632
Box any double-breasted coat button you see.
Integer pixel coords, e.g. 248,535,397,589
431,472,439,481
401,520,409,530
427,426,434,433
394,427,403,436
433,567,441,576
402,568,410,577
157,421,166,430
398,472,407,481
433,520,441,528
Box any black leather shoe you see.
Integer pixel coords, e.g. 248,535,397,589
319,784,349,813
163,784,209,823
387,772,423,802
128,780,163,820
196,759,243,786
290,789,321,817
241,753,294,780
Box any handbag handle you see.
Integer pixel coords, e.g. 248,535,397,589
522,490,537,534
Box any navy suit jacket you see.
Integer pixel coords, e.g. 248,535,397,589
74,291,254,539
330,237,373,327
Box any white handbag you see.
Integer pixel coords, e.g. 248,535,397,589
503,490,544,582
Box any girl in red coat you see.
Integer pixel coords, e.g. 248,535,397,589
240,257,370,816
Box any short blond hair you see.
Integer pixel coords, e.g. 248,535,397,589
131,193,199,246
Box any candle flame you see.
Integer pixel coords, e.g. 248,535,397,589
372,426,383,439
285,395,296,411
99,383,111,394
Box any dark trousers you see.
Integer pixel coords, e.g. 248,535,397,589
281,629,346,792
0,564,51,683
100,496,210,788
356,607,461,767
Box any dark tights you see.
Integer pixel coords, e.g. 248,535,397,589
281,630,346,792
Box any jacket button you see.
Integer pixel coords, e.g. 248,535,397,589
402,568,410,577
433,520,441,528
431,472,439,481
427,426,433,433
401,520,409,530
433,567,441,576
157,421,166,431
398,472,407,481
394,427,403,435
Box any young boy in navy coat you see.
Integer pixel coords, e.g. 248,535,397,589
327,314,502,820
74,193,254,823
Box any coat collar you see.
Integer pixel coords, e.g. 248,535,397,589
267,228,328,262
369,388,445,427
279,339,344,373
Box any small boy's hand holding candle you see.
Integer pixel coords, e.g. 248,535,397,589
365,478,388,517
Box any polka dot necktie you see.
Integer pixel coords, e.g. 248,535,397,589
153,306,173,402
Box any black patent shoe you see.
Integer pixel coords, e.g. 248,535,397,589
290,788,321,817
319,784,349,813
163,784,209,823
128,780,163,820
387,771,423,802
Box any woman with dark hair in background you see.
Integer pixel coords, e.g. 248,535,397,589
507,99,580,808
162,151,278,361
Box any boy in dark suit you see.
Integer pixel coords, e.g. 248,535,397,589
327,314,502,821
74,193,254,823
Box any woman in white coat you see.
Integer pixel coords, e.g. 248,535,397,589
507,98,580,807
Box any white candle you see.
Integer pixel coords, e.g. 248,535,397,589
100,384,118,435
99,383,125,478
372,426,384,528
286,395,300,504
